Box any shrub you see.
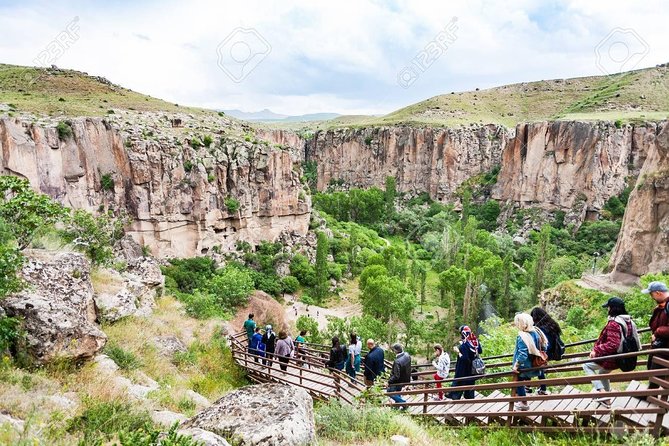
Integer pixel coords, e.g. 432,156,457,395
161,257,217,294
615,119,623,129
56,121,73,140
100,173,114,192
209,266,254,308
117,422,201,446
60,210,127,265
315,401,405,441
0,316,20,355
67,398,153,443
180,290,226,319
183,160,194,172
190,137,203,149
203,135,213,147
104,344,141,370
281,275,300,294
224,197,240,213
290,254,316,287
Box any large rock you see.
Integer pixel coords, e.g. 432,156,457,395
178,428,231,446
182,383,315,446
0,251,106,364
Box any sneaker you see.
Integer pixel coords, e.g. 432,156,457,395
515,402,530,411
594,397,612,408
537,390,550,396
430,395,442,401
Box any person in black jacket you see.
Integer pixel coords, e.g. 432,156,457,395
261,325,276,365
447,325,482,400
363,339,385,387
325,336,346,371
386,343,411,409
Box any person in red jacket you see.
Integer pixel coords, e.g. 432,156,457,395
644,281,669,388
582,297,636,408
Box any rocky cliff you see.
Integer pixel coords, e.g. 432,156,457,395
610,122,669,278
0,114,310,257
305,125,506,200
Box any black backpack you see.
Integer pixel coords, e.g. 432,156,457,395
547,332,566,361
615,319,640,372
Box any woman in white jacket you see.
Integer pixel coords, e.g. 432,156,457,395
432,344,451,400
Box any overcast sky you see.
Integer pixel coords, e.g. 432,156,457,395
0,0,667,115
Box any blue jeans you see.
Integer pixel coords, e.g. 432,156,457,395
538,369,546,392
387,385,406,404
516,376,530,397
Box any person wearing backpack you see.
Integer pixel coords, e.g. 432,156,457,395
531,307,565,395
512,313,548,411
582,297,639,408
447,325,483,400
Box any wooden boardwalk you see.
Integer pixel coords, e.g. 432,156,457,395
230,332,669,437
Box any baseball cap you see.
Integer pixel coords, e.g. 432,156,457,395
602,296,625,308
641,281,669,294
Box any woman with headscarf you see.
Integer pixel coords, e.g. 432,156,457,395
512,313,548,411
261,325,276,365
447,325,483,400
275,331,294,372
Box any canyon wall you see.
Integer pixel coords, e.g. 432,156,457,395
305,125,506,200
0,117,310,258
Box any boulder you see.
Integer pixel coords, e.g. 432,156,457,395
185,389,210,409
151,410,188,427
182,383,315,446
154,335,187,357
0,251,106,364
178,428,231,446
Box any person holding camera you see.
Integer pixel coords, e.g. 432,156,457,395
645,281,669,388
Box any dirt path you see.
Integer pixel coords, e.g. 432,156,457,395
284,298,362,331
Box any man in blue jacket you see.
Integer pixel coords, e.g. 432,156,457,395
363,339,385,387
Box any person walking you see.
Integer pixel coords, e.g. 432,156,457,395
243,313,256,344
250,327,265,362
275,331,294,372
511,313,548,411
262,325,276,365
447,325,482,400
345,333,361,382
387,343,411,409
295,330,307,367
432,344,451,400
363,339,385,387
645,281,669,388
325,336,346,371
530,307,564,395
582,297,639,408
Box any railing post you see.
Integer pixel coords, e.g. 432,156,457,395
423,381,429,414
300,364,303,386
508,374,518,427
652,357,669,438
334,372,341,400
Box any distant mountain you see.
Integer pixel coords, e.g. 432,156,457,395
222,109,340,123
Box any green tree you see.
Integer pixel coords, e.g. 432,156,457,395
438,265,469,306
209,266,254,309
313,231,330,301
361,275,416,324
359,264,388,291
384,176,397,220
531,225,555,300
60,209,128,265
296,315,321,344
281,275,300,294
289,254,316,287
0,176,67,249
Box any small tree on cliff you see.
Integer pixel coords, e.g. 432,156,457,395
313,231,329,302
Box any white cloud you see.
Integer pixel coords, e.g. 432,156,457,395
0,0,667,115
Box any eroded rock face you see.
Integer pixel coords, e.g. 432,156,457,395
0,251,106,363
182,383,315,446
610,122,669,277
0,116,310,258
306,125,506,201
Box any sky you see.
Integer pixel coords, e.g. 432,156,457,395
0,0,667,116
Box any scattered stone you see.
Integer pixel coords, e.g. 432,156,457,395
94,354,120,373
151,410,187,427
154,335,187,357
182,383,315,446
47,394,78,411
0,412,25,432
185,389,210,409
0,251,107,364
391,435,410,446
178,428,231,446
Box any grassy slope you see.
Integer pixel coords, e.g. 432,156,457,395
262,64,669,130
0,64,210,117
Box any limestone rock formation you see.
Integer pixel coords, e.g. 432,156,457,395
306,125,505,201
182,383,315,446
0,251,107,363
0,115,310,258
610,122,669,277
